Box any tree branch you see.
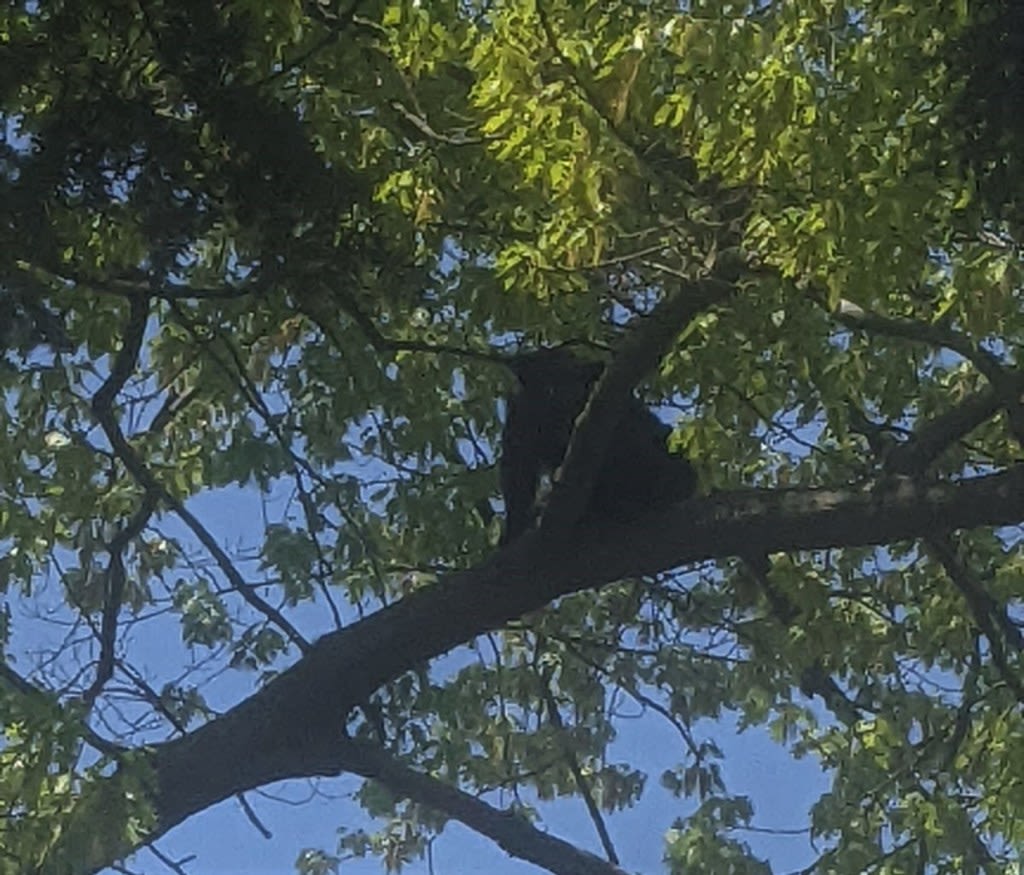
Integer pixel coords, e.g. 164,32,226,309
925,536,1024,700
132,466,1024,858
89,299,310,652
540,682,620,866
833,298,1007,385
86,297,159,707
832,298,1024,471
334,738,629,875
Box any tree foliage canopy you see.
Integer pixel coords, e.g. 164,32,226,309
1,1,1022,873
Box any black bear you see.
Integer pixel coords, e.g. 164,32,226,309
500,348,697,542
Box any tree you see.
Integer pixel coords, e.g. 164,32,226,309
1,1,1022,873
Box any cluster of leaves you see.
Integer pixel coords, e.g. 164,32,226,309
0,0,1022,873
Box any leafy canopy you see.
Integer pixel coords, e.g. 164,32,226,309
0,1,1022,874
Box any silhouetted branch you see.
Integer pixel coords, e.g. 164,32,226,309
143,466,1024,852
334,737,629,875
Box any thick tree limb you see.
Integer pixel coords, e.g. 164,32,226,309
133,465,1024,861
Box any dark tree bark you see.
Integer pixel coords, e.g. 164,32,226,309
138,466,1024,856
